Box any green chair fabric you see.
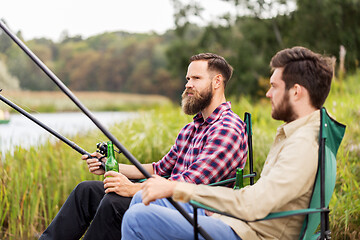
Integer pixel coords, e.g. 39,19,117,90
190,108,346,240
298,107,346,239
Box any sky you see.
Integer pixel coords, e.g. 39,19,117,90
0,0,235,42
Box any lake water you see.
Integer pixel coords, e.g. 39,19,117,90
0,111,136,157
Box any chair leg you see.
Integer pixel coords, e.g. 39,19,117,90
194,206,199,240
325,210,331,239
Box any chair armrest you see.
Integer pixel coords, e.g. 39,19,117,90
208,173,257,186
190,199,329,222
208,177,236,186
190,200,219,212
130,175,170,183
262,208,329,221
190,199,252,222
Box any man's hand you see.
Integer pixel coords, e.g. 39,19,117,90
103,171,139,197
141,175,178,205
81,152,105,175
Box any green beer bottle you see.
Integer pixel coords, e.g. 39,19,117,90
233,168,243,190
105,141,119,172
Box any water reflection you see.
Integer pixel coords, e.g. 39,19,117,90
0,111,135,157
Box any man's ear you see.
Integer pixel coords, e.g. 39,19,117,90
213,74,223,89
291,83,305,101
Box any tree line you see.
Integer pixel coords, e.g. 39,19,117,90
0,0,359,101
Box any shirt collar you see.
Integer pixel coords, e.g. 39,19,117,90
193,102,231,127
278,110,320,138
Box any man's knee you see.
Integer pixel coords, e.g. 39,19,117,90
98,193,132,216
72,181,101,198
74,180,102,193
122,203,146,234
130,190,143,206
71,181,102,200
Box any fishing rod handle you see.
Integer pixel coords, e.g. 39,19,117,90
84,153,106,170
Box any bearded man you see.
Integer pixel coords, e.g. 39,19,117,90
39,53,248,240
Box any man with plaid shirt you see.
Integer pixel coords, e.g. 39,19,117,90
39,53,247,240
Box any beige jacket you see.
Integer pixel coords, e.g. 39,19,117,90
173,110,320,239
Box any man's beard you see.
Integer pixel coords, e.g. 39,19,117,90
271,91,297,123
181,84,213,115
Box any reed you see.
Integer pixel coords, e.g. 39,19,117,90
0,72,359,239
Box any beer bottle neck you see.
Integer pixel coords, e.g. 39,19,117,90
107,141,114,158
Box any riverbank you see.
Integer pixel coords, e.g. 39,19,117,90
0,111,136,158
0,90,172,112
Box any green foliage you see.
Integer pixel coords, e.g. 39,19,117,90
166,0,360,100
1,0,359,103
0,141,102,239
283,0,360,74
0,59,20,90
324,72,360,239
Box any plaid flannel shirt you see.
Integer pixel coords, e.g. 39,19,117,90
152,102,247,185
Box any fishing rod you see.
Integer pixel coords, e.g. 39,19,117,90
0,20,149,178
0,21,213,240
0,89,105,169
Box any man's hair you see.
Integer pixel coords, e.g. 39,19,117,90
190,53,233,88
270,46,334,109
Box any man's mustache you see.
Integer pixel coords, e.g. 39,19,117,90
183,89,196,96
184,89,195,94
182,90,189,98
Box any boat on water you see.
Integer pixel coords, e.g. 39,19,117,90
0,110,10,124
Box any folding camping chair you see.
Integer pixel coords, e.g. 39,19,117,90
190,107,346,240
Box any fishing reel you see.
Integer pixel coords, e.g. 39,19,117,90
96,142,108,156
96,141,121,157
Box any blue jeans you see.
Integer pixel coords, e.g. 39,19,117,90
121,191,241,240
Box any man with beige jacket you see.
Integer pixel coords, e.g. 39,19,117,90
121,46,334,240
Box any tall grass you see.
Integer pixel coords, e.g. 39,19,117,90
326,73,360,239
0,72,359,239
0,104,191,239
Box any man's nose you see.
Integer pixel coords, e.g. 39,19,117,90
265,89,271,98
185,81,193,88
